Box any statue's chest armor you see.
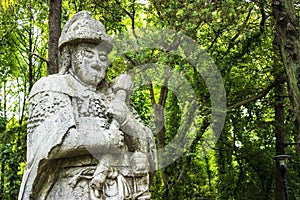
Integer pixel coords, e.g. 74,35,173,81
76,94,108,117
74,92,111,129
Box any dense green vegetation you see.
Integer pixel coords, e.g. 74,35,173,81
1,0,300,199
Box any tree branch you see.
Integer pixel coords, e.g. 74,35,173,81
30,52,49,64
227,83,275,110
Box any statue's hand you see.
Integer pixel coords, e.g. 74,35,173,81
90,173,106,198
90,172,107,190
107,98,129,125
90,172,108,198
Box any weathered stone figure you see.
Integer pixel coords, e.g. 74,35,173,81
19,11,156,200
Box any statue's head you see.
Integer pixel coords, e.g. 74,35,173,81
58,11,113,87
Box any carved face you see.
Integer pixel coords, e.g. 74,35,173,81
71,43,108,87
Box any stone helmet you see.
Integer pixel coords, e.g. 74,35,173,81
58,11,113,52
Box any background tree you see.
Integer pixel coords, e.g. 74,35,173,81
272,0,300,152
48,0,62,74
272,1,300,199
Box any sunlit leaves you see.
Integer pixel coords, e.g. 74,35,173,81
0,0,15,11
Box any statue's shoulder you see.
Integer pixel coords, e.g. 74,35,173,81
29,74,74,98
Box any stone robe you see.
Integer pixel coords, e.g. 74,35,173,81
18,73,156,200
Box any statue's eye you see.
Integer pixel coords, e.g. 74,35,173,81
84,50,94,58
99,54,107,61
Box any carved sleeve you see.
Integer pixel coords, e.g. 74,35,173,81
27,91,72,135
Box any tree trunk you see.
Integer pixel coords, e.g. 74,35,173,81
148,76,169,198
272,0,300,153
274,73,286,200
48,0,62,75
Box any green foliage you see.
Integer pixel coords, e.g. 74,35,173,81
0,119,26,200
1,0,300,199
0,0,48,198
130,86,153,126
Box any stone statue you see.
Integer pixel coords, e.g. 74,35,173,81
18,11,156,200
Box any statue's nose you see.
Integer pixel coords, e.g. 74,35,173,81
91,60,102,70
